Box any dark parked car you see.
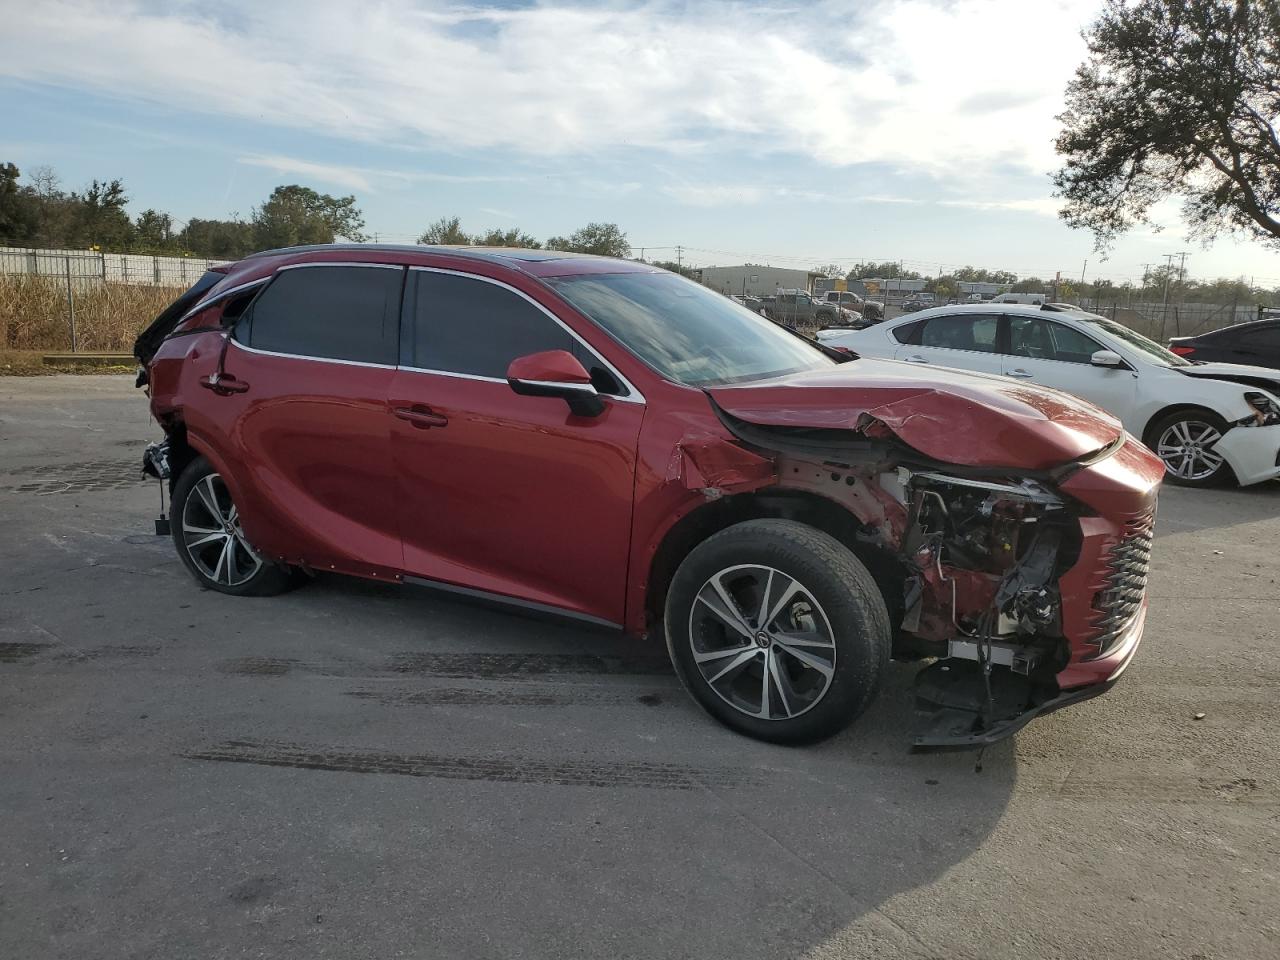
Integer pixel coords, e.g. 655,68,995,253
134,245,1163,748
1169,317,1280,370
900,295,929,313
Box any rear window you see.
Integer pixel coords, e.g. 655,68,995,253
237,265,401,365
892,320,922,343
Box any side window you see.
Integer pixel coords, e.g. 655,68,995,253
1242,325,1280,348
1008,317,1102,363
892,320,922,344
239,266,401,364
409,271,617,388
919,314,999,353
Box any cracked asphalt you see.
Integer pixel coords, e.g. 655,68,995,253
1,375,1277,960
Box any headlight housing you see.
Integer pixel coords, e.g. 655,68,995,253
1238,391,1280,427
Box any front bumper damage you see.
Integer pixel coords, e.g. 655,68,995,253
704,402,1161,750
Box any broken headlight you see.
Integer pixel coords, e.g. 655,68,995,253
1238,391,1280,427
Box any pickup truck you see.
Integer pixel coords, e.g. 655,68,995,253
822,289,884,322
764,289,851,327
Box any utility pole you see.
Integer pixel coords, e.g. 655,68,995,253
1159,254,1177,340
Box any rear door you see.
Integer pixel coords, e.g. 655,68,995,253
388,268,645,625
1227,322,1280,368
1002,314,1138,422
894,312,1004,375
211,263,404,576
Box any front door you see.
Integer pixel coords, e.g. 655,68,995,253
389,268,645,625
1002,315,1138,425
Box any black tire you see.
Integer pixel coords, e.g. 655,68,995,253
664,519,891,744
1146,409,1236,488
170,456,305,596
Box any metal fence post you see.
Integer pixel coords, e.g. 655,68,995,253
64,255,77,353
153,255,160,285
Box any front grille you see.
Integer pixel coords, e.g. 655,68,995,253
1089,508,1154,655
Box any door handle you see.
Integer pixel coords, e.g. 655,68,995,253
1006,368,1034,378
394,406,449,429
200,372,250,394
903,355,929,364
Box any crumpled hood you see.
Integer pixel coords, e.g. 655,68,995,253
708,358,1123,471
1177,362,1280,393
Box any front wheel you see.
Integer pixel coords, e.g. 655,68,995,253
664,519,891,744
171,457,305,595
1148,410,1235,487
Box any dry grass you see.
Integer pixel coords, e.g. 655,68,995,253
0,275,182,353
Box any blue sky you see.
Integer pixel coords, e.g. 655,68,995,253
3,0,1279,287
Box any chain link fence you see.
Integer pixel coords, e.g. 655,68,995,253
0,247,229,353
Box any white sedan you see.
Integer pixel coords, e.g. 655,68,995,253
818,304,1280,487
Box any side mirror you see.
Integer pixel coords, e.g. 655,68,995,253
507,350,604,417
1090,349,1125,369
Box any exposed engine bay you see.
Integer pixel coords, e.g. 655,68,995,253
696,404,1137,749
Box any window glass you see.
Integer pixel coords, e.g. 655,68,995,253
408,271,576,380
892,320,921,344
1072,313,1190,366
241,266,400,364
919,314,998,352
546,272,833,387
1008,317,1103,363
1242,324,1280,348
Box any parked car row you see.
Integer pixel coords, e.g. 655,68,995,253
135,248,1163,749
818,304,1280,487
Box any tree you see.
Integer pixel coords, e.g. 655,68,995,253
178,218,255,259
252,185,367,249
417,216,470,245
1011,277,1047,293
1054,0,1280,250
472,226,540,248
811,263,845,278
545,222,631,258
650,259,699,279
952,265,1018,284
0,162,36,244
845,261,921,280
133,209,175,252
926,275,960,299
69,179,133,249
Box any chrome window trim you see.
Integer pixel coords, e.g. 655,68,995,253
232,261,404,367
227,337,399,370
405,265,646,404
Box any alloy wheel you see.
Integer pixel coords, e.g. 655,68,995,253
1156,420,1224,481
181,472,264,587
687,564,837,721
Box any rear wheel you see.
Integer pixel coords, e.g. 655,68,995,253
1148,410,1235,487
664,519,891,744
171,457,304,595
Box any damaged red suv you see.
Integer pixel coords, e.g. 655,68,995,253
135,246,1163,747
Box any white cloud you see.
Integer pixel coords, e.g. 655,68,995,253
938,197,1061,217
0,0,1100,179
239,155,374,192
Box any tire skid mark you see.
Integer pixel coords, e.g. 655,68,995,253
217,652,676,680
0,642,53,663
344,687,653,707
389,652,674,679
181,738,748,790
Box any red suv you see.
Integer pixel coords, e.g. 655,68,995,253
135,245,1164,747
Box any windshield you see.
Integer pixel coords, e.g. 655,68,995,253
546,272,835,386
1076,314,1191,366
